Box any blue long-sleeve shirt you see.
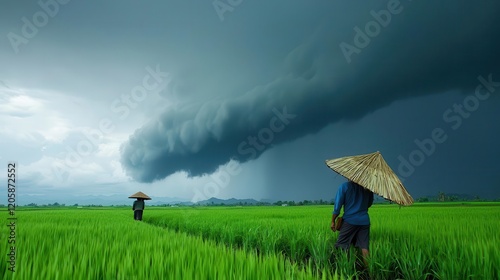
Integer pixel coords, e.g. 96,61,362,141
333,181,374,225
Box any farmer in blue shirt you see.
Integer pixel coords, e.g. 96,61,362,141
331,180,374,266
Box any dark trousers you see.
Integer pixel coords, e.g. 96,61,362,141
134,210,143,221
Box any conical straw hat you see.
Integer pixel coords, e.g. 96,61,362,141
128,191,152,200
325,151,413,206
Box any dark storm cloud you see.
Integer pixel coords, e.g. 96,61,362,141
121,1,500,182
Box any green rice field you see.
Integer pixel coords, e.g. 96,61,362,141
1,203,499,279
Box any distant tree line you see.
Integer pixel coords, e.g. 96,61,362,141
417,192,493,202
273,199,332,206
23,203,104,207
9,193,498,208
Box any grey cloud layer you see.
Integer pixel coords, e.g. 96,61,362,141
120,1,500,182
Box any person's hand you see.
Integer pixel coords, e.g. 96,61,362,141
330,221,336,232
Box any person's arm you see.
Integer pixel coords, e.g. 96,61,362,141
330,213,339,231
330,184,346,231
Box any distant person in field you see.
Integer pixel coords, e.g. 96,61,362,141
331,180,374,267
132,198,145,221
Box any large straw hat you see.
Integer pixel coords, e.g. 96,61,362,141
128,191,152,200
325,151,414,206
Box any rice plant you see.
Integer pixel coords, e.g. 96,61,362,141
0,208,329,279
1,203,497,279
146,203,500,279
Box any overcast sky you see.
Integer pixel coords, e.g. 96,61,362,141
1,0,499,204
